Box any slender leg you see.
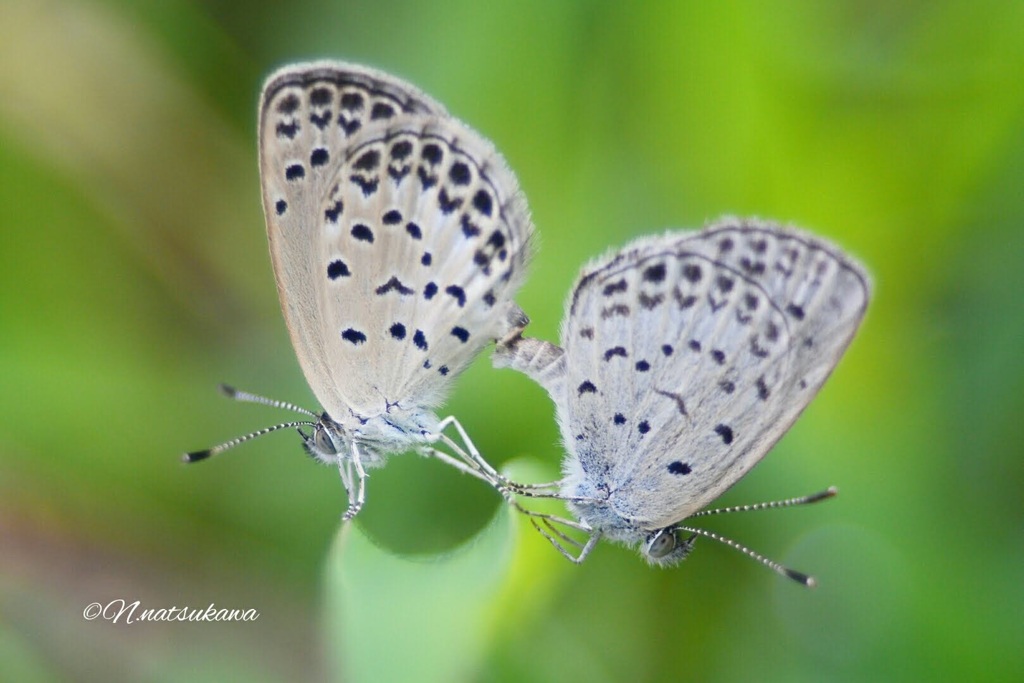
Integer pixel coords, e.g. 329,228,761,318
433,415,505,481
538,518,583,549
419,445,504,486
532,521,602,564
434,415,566,497
337,455,353,500
504,497,605,562
507,500,593,533
340,442,367,521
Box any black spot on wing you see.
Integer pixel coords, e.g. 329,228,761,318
422,143,443,165
353,150,380,171
604,346,627,361
487,231,506,249
602,279,627,296
325,200,343,223
277,93,300,114
309,87,331,106
601,304,630,319
445,285,466,307
327,260,350,280
351,224,374,242
340,92,363,110
756,376,770,400
673,288,697,309
473,190,493,216
341,328,366,346
391,140,413,160
461,214,481,238
310,148,329,167
350,175,379,196
668,461,692,475
375,276,414,296
449,162,471,185
370,102,395,120
643,263,666,283
682,264,702,283
655,389,687,415
714,424,734,445
438,189,462,213
638,292,663,310
310,111,331,129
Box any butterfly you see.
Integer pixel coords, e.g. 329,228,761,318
186,61,533,520
496,219,870,585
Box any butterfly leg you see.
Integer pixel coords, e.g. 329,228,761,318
504,500,600,562
340,442,368,521
419,444,504,487
531,518,601,564
434,416,564,498
433,415,506,480
504,479,566,499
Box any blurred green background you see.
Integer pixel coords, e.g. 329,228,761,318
2,1,1023,680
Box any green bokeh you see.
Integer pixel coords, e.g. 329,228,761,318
2,1,1022,680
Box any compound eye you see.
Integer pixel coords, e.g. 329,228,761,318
313,424,340,454
646,529,677,558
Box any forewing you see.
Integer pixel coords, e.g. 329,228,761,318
260,62,532,419
562,219,869,528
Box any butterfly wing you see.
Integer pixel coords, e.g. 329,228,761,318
259,62,533,426
561,219,869,528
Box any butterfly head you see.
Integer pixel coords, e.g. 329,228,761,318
300,412,350,464
641,527,696,567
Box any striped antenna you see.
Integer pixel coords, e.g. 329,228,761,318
218,384,319,418
681,487,838,587
691,487,837,518
183,384,320,463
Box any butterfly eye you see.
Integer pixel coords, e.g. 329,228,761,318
645,528,678,559
313,422,341,455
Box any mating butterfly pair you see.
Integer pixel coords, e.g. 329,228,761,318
186,62,870,585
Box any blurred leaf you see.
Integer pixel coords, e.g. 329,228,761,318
325,500,516,682
323,457,570,682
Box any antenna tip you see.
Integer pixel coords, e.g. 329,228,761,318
805,487,839,504
785,568,817,588
183,450,212,463
219,383,237,397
